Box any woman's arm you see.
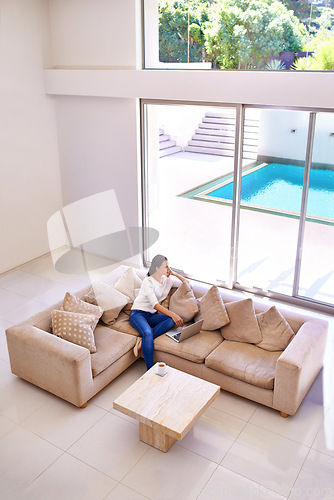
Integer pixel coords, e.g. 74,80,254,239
154,303,184,327
167,267,189,284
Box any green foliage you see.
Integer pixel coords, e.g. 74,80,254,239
265,59,286,70
203,0,306,69
159,0,210,62
158,0,332,70
307,31,334,70
291,31,334,70
291,56,315,71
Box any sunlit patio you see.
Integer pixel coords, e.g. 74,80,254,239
148,151,334,308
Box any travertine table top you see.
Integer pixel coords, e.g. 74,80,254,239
113,363,220,441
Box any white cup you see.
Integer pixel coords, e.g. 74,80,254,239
157,362,167,376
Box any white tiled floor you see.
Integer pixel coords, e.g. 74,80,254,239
1,254,334,499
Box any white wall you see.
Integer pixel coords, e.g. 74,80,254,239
54,95,139,230
257,110,334,164
48,0,141,69
0,0,62,274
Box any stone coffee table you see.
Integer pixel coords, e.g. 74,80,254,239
113,363,220,452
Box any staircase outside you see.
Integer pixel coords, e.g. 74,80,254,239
184,111,259,160
159,129,182,158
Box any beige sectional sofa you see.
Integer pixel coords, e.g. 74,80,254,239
6,265,328,416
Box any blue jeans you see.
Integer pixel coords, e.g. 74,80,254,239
129,310,175,370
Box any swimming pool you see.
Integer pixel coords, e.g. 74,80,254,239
189,163,334,224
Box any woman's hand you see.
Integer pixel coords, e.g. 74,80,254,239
167,266,189,284
170,312,184,327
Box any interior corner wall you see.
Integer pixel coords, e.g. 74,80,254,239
55,95,139,233
0,0,63,275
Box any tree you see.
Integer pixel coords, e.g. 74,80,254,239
159,0,210,62
203,0,307,69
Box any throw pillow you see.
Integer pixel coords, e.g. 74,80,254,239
84,281,130,325
62,292,103,326
51,310,97,353
256,306,295,351
194,286,230,331
221,298,262,343
169,282,199,322
114,267,143,301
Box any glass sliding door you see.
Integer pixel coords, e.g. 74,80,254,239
297,112,334,305
142,101,236,283
236,108,310,296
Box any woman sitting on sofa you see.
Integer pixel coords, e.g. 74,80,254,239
129,254,189,370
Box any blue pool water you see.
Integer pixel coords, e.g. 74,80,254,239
206,163,334,220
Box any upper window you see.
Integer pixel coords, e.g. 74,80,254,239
144,0,334,71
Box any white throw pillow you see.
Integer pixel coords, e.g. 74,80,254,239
92,281,130,325
114,267,143,301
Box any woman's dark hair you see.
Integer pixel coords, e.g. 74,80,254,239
147,254,167,276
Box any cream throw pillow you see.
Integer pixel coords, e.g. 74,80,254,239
51,310,97,353
169,282,199,322
221,298,262,343
85,281,130,325
256,306,295,351
194,286,230,330
62,292,103,326
114,267,143,301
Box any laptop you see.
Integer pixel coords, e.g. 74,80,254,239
165,319,204,343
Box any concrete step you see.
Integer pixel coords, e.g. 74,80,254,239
195,127,259,140
160,139,177,150
184,145,257,159
192,133,258,147
159,128,164,135
188,140,259,153
205,112,259,125
159,134,171,143
159,145,182,158
199,122,259,133
192,134,235,144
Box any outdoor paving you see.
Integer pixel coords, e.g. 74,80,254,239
148,151,334,306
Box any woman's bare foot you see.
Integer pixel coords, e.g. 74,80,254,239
133,337,142,357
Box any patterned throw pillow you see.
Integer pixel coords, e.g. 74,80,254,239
84,281,130,325
194,286,230,330
51,310,97,353
256,306,295,351
62,292,103,329
169,282,199,322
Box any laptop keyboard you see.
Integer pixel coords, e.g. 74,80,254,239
174,332,181,341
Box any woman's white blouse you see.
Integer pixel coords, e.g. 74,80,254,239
131,275,181,314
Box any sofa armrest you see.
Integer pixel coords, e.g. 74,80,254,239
6,324,94,407
273,319,328,415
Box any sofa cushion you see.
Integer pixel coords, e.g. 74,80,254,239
91,325,137,377
111,311,140,336
62,292,103,320
169,282,199,322
153,329,223,364
114,267,143,301
221,298,262,344
51,310,98,353
85,281,130,326
256,306,295,352
194,286,230,330
205,341,282,389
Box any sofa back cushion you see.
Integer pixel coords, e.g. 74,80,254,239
221,298,262,344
